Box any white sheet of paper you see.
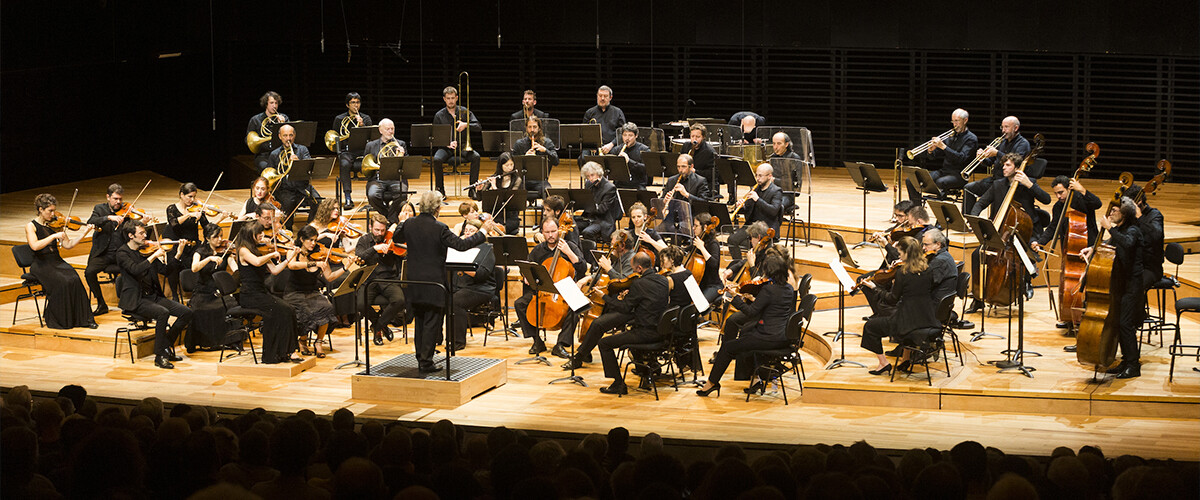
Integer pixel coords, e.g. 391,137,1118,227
554,277,592,312
829,259,857,290
684,276,710,313
1012,235,1037,275
446,247,480,264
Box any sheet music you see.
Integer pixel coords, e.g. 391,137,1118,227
446,247,480,264
554,277,592,312
683,276,710,313
1012,235,1038,276
829,259,857,290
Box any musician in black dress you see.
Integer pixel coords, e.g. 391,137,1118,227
477,152,524,235
167,182,227,300
286,225,349,358
390,191,490,372
247,91,287,171
696,252,794,397
963,116,1030,216
626,202,666,255
597,253,671,395
726,164,784,261
450,221,496,350
84,183,126,316
859,236,941,375
187,223,237,352
511,90,549,121
906,108,978,202
1080,198,1145,379
511,115,558,199
235,221,300,364
333,92,374,210
692,214,723,304
563,231,636,370
576,162,621,243
115,220,194,369
583,85,626,157
237,177,271,220
607,122,651,189
355,213,408,346
364,119,410,223
683,124,722,201
269,124,314,232
515,217,587,358
26,194,97,330
432,86,482,196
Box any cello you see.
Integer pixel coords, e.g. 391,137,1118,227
1043,142,1099,327
1075,173,1134,370
684,216,719,281
527,212,577,331
973,134,1044,306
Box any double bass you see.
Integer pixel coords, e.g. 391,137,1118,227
526,213,576,331
1046,142,1099,327
972,134,1044,306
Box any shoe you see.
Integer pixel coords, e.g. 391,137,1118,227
897,360,913,373
453,342,467,351
166,354,183,362
868,364,893,376
289,356,304,363
599,382,628,395
299,342,313,356
383,328,394,341
1063,345,1077,353
1115,363,1141,379
87,322,99,329
954,320,975,329
885,347,904,357
154,356,175,369
342,199,354,211
551,345,570,359
1056,321,1072,329
696,382,721,397
1106,361,1127,375
418,363,440,373
528,341,547,355
743,381,765,395
580,352,593,363
373,335,384,346
562,357,584,371
93,305,109,316
964,300,983,314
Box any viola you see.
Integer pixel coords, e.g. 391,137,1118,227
310,243,362,265
327,217,365,239
630,207,658,263
138,239,183,255
47,211,85,232
379,230,408,257
187,202,231,218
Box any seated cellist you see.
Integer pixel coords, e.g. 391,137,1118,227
514,216,586,359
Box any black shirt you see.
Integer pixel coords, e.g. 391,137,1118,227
355,233,402,281
970,176,1052,225
1138,206,1164,276
1036,190,1103,247
331,111,374,153
524,239,587,294
511,136,560,168
583,105,626,145
511,108,549,121
925,129,979,177
984,134,1032,177
731,281,794,341
604,273,669,332
433,107,482,148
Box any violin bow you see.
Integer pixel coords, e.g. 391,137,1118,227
125,180,153,218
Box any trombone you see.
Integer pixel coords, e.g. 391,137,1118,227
455,72,473,153
906,129,954,159
960,136,1003,180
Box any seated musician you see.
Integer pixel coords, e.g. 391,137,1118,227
306,197,358,326
683,124,723,201
511,90,549,121
657,154,710,236
692,213,723,304
768,131,803,211
696,252,795,397
533,195,583,252
85,183,126,316
606,122,651,189
235,221,300,364
116,220,194,370
625,202,667,254
237,177,271,220
576,162,621,243
1079,198,1145,379
511,116,558,198
562,231,636,370
963,116,1030,216
248,91,287,171
355,214,408,346
583,85,626,158
27,193,97,330
967,153,1051,303
188,223,237,353
452,201,482,236
334,92,373,210
716,222,773,353
167,182,225,299
726,163,784,262
514,217,587,358
857,203,914,319
450,221,496,351
924,228,959,301
729,111,766,144
596,252,671,395
906,108,978,202
286,225,351,358
477,152,524,235
1124,184,1165,293
268,124,314,232
364,119,409,223
859,236,941,376
432,86,482,196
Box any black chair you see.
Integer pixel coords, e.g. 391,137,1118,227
213,271,260,363
951,271,974,330
10,245,46,327
890,324,949,386
477,266,512,346
1141,242,1185,347
743,294,816,405
1169,296,1200,383
671,304,704,386
112,276,155,363
796,273,813,299
618,306,681,401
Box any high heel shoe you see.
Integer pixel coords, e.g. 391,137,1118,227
897,360,912,373
696,382,721,397
743,381,765,395
868,364,893,376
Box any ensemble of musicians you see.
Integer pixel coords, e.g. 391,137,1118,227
22,91,1170,391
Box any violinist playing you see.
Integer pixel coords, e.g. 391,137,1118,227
450,220,497,351
355,213,409,346
562,231,636,371
26,193,97,330
476,152,524,234
166,182,225,299
308,197,360,327
286,225,355,358
596,252,670,395
237,176,273,220
84,183,126,316
510,116,558,198
726,163,784,262
859,236,940,376
1079,198,1145,379
187,223,238,353
515,216,587,358
235,220,301,364
116,220,194,369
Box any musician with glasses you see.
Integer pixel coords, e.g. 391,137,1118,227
905,108,978,202
432,86,482,196
511,116,558,198
248,91,288,171
364,119,409,223
582,85,626,159
85,183,126,316
726,164,784,262
333,92,374,211
605,122,651,189
268,124,313,232
511,90,549,121
963,116,1030,216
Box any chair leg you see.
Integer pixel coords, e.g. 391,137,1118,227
34,294,44,327
924,353,933,386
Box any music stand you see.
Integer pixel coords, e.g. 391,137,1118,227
927,199,975,328
514,260,556,366
756,126,807,144
560,124,603,159
410,124,453,191
992,233,1038,378
908,168,944,200
771,156,820,249
268,120,318,150
966,215,1005,342
824,229,862,337
486,236,528,343
335,264,378,370
690,199,732,232
345,126,381,152
705,124,738,154
642,152,681,185
844,161,889,249
584,155,632,184
824,231,866,370
481,131,514,153
618,189,656,216
310,157,336,181
545,188,595,215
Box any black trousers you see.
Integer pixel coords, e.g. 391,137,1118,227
366,180,409,223
432,149,481,194
598,328,662,379
413,304,444,366
577,217,614,243
722,310,750,342
962,177,994,217
129,295,193,357
578,311,633,358
275,182,313,232
907,171,966,202
709,337,790,383
1117,289,1147,364
337,152,362,199
365,282,406,334
514,292,578,347
727,226,753,262
861,315,894,355
84,253,118,308
862,282,896,317
452,289,493,344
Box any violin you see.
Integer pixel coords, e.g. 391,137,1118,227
211,238,231,254
47,211,86,232
264,227,293,244
327,216,365,239
115,202,152,221
310,243,362,265
139,239,183,255
378,229,408,257
255,242,296,256
187,202,231,218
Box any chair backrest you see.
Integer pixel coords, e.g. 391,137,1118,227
179,269,197,294
1026,157,1049,179
12,244,35,269
796,273,813,298
212,271,238,296
784,310,807,346
656,306,681,338
798,293,818,325
956,271,971,299
677,304,699,334
936,293,957,325
1166,242,1185,266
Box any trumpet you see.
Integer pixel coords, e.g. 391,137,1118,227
906,129,954,159
961,136,1003,180
361,139,405,176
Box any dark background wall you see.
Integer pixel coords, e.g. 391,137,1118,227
2,0,1197,193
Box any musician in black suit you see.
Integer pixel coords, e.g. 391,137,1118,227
576,162,621,243
1080,198,1145,379
432,86,482,196
511,115,559,198
247,91,287,171
364,119,410,223
583,85,626,155
355,214,408,346
514,217,587,357
268,124,314,232
390,191,491,372
726,164,784,261
729,111,766,144
511,90,549,121
1033,176,1103,253
859,236,941,376
1124,184,1165,292
923,229,959,301
968,153,1052,225
84,183,126,316
597,252,671,395
115,220,193,369
906,108,978,202
607,122,651,189
333,92,374,210
768,131,803,210
656,154,709,237
696,252,795,397
683,124,723,201
963,116,1030,215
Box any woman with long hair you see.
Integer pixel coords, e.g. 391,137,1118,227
859,236,940,375
187,223,237,352
236,221,300,363
25,193,97,329
286,225,348,358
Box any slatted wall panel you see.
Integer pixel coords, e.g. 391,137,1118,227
1002,53,1083,177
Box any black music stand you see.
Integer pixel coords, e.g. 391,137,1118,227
690,199,733,231
514,155,549,208
560,124,603,159
481,130,514,153
410,124,453,191
584,155,631,184
618,189,656,216
824,230,866,370
756,126,807,144
824,229,863,338
844,161,889,249
642,152,681,185
545,188,595,216
967,216,1005,342
771,156,820,249
311,157,336,181
266,121,318,150
486,236,528,343
718,157,757,198
514,260,555,366
705,124,738,154
992,233,1038,378
345,126,381,152
908,168,945,201
335,264,378,370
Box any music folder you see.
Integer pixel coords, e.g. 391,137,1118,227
346,126,381,152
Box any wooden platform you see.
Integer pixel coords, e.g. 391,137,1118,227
351,353,507,408
217,354,318,377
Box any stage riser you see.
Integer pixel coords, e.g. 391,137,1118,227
0,331,156,359
217,355,317,377
351,356,507,408
802,387,1199,417
802,387,942,410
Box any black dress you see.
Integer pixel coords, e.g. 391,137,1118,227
284,265,337,334
237,254,297,363
30,221,94,329
187,245,231,349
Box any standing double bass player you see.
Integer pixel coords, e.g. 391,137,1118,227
1079,198,1144,379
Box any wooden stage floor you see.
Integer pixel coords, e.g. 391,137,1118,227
2,164,1199,460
